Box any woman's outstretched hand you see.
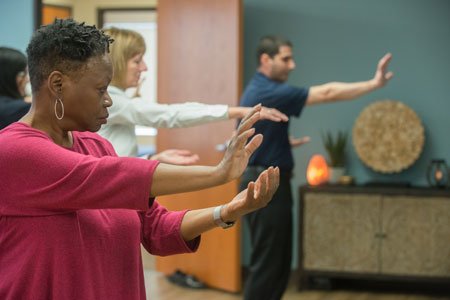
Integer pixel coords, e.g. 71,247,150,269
217,104,263,182
149,149,200,165
228,106,288,122
150,105,263,197
259,106,288,122
221,166,280,222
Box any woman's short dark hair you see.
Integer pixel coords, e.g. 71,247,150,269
0,47,27,99
26,18,113,92
256,35,293,65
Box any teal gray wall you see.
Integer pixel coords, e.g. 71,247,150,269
242,0,450,268
0,0,35,52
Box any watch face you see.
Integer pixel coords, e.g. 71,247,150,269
213,205,235,229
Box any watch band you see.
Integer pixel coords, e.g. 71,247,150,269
213,205,235,229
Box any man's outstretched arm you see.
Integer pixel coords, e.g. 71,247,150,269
306,53,394,105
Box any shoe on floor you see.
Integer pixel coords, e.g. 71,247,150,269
167,269,206,289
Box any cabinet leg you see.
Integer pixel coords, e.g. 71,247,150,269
297,274,310,291
311,277,333,290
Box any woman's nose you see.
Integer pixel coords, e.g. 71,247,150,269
104,93,113,107
141,60,148,72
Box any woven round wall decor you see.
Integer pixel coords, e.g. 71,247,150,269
352,100,425,173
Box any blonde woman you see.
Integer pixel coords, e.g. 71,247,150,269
98,27,288,160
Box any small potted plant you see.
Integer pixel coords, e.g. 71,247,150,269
322,130,347,183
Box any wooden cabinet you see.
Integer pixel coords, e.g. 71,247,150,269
298,185,450,290
381,195,450,277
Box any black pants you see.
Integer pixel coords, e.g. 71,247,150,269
240,166,293,300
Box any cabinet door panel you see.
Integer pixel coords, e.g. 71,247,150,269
303,193,381,272
382,196,450,276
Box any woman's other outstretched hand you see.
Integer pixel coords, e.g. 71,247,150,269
221,166,280,222
178,166,279,241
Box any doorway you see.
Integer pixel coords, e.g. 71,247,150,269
99,8,158,157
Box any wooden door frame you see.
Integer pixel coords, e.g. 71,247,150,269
97,7,156,29
34,0,72,27
34,0,42,29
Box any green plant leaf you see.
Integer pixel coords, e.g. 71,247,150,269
321,130,348,167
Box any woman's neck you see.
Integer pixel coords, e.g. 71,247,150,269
21,108,73,148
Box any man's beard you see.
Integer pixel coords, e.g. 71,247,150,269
270,70,289,82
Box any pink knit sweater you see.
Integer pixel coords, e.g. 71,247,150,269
0,123,199,299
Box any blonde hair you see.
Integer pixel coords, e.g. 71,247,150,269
102,27,146,88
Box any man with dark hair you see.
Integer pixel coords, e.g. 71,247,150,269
240,35,393,300
256,35,292,68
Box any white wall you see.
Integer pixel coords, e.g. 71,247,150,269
43,0,74,6
75,0,157,26
43,0,156,25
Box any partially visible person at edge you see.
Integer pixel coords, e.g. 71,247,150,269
0,19,280,300
239,35,393,300
0,47,31,129
97,27,288,164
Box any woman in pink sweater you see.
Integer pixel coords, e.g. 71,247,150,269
0,19,279,300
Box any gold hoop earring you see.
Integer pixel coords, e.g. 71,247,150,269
54,97,64,120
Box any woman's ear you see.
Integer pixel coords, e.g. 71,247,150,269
47,71,64,96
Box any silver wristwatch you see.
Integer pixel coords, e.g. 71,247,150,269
213,205,235,229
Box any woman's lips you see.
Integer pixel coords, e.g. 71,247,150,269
99,114,109,123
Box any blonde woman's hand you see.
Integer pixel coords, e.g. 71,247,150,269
150,149,200,165
132,76,146,98
228,106,288,122
260,106,288,122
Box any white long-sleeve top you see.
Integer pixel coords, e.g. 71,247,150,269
98,86,229,157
